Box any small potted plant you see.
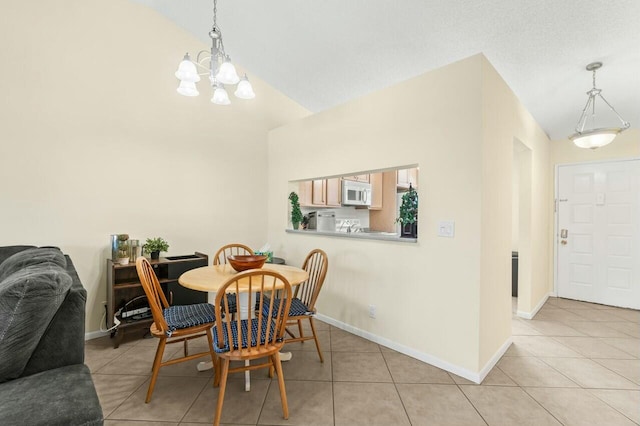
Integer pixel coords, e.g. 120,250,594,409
116,234,130,265
301,214,310,230
396,184,418,238
288,192,303,230
143,237,169,260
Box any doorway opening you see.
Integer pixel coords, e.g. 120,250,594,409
513,139,532,317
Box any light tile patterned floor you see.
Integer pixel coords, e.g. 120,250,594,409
87,297,640,425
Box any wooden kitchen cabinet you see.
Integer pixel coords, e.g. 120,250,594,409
369,172,383,210
299,181,313,206
325,178,341,206
301,178,341,207
311,179,326,205
369,170,398,232
343,174,370,183
397,168,418,189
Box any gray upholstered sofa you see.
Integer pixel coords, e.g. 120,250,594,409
0,245,103,425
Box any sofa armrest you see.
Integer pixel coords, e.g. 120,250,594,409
22,256,86,376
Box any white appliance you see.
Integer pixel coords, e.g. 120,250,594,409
342,180,372,206
308,211,336,232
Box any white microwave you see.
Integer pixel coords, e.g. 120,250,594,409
342,180,372,206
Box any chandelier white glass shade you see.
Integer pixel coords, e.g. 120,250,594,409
174,0,254,106
569,62,630,149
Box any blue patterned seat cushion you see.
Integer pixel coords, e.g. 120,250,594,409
221,292,262,314
222,293,237,313
263,297,311,317
212,316,279,353
163,303,215,336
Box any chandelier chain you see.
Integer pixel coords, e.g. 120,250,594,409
213,0,217,28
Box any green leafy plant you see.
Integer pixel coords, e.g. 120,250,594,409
396,184,418,225
288,192,303,228
143,237,169,254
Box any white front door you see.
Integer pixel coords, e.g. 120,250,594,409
556,159,640,309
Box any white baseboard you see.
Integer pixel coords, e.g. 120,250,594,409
517,292,552,319
478,336,512,382
85,330,109,341
316,313,510,384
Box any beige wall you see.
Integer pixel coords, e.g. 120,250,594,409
267,54,551,378
0,0,309,334
479,58,551,366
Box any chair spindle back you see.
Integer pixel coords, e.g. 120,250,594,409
135,257,171,334
213,243,254,265
294,249,328,312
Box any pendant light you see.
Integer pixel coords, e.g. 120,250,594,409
174,0,255,105
569,62,630,149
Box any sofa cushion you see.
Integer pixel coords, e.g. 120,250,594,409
22,255,87,376
0,363,103,426
0,264,72,383
0,247,67,282
0,245,36,265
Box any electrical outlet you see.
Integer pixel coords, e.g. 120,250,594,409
368,304,377,319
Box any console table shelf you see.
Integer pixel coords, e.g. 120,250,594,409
106,252,208,348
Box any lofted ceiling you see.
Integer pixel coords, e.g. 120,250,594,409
131,0,639,141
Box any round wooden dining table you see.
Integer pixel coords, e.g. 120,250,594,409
178,263,309,390
178,263,309,292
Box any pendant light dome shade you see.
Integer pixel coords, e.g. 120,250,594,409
570,128,621,149
216,58,240,85
175,54,200,83
234,75,255,99
212,84,230,105
177,80,199,97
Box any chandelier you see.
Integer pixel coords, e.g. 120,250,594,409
569,62,630,149
174,0,255,105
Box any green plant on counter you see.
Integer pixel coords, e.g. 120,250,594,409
288,192,303,229
143,237,169,254
396,184,418,225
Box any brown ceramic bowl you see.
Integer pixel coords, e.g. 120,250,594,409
227,255,267,272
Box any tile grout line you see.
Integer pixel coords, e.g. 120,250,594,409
453,381,490,426
177,374,211,425
518,386,568,426
330,325,336,426
380,348,414,426
582,387,640,425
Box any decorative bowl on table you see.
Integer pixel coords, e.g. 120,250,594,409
227,255,267,272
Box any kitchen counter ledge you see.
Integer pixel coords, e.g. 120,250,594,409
285,229,417,243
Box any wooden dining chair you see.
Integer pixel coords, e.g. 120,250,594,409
269,249,328,362
212,243,254,265
135,257,217,403
211,270,292,426
212,243,254,315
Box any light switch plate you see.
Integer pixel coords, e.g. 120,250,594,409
438,221,455,238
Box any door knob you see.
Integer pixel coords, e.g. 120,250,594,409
561,240,567,245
